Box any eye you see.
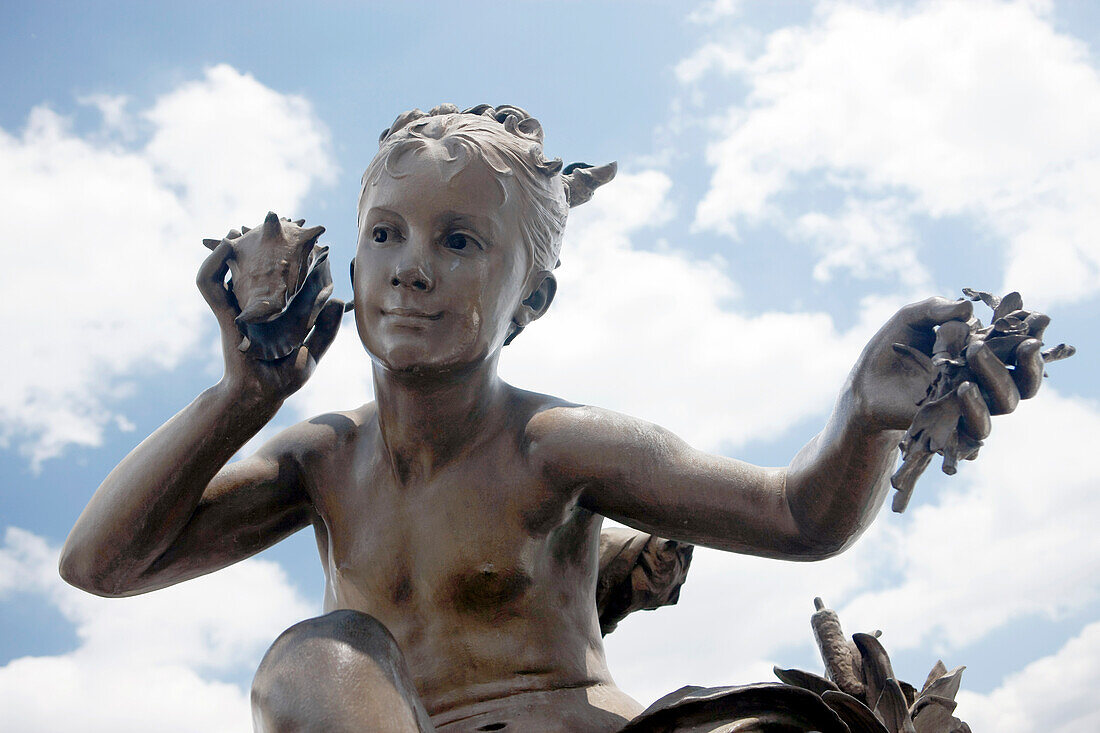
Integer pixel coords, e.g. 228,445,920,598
443,232,480,251
372,226,390,244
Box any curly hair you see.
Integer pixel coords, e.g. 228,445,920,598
358,104,616,275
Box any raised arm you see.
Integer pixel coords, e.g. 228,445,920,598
59,240,343,596
538,297,1041,560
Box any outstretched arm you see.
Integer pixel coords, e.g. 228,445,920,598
536,297,1040,560
60,241,343,596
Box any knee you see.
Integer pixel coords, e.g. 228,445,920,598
260,609,404,674
251,610,430,733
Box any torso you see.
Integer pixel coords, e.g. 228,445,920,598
288,387,643,730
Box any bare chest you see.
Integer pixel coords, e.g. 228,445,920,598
308,443,592,624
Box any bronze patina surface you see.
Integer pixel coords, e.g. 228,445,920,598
60,104,1051,732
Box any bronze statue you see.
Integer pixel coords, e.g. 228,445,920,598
59,104,1051,732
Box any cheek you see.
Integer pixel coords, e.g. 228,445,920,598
351,250,386,349
454,311,482,350
447,265,514,349
449,271,490,345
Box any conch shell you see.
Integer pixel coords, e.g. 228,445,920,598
203,211,333,361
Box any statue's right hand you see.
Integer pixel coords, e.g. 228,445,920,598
196,240,343,404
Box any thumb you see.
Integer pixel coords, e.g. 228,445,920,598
908,296,973,329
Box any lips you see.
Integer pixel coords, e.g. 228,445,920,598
383,307,444,321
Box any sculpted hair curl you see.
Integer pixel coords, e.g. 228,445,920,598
359,104,616,274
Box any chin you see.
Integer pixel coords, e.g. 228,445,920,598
364,339,493,378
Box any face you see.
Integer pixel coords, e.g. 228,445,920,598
354,143,533,374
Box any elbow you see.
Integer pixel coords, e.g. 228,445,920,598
784,490,873,561
57,543,103,595
794,537,851,561
780,524,860,561
58,541,133,598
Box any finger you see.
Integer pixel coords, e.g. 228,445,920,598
303,298,344,362
904,296,974,330
957,381,991,440
965,341,1020,415
196,241,236,321
1012,338,1044,399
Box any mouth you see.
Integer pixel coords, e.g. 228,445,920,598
383,307,444,321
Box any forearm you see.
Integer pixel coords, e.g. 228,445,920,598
784,387,902,556
59,380,282,594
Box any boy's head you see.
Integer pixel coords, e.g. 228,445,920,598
353,105,616,368
359,104,616,283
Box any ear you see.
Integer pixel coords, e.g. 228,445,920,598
345,260,357,313
505,272,556,346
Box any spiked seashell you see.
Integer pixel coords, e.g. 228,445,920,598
204,211,333,361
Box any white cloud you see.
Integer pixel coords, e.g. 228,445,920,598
606,387,1100,726
958,619,1100,732
604,540,876,706
283,321,375,423
0,527,315,732
795,197,930,287
287,171,884,452
144,64,336,229
838,389,1100,651
77,94,131,135
687,0,1100,304
500,170,893,452
676,42,750,84
688,0,743,25
0,64,335,466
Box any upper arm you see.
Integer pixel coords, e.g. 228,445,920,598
131,426,316,593
530,405,823,560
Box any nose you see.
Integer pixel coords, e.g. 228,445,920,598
391,241,434,292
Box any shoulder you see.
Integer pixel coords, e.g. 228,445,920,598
520,396,681,481
255,402,377,468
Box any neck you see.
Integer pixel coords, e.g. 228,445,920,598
371,355,506,483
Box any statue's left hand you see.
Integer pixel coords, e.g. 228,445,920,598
847,296,1045,436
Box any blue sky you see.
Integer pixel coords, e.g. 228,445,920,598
2,1,1099,730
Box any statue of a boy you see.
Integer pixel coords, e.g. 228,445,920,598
59,104,1043,732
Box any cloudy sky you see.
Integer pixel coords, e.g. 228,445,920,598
2,0,1099,730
